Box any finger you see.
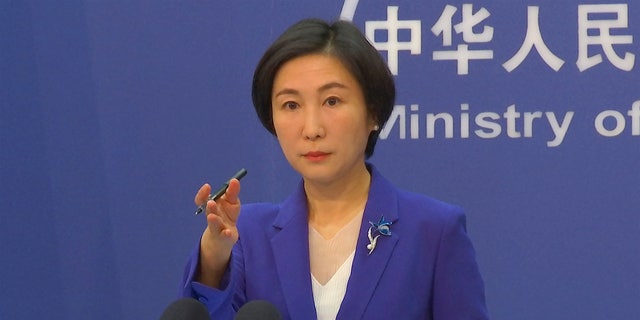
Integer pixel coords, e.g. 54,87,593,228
205,209,225,234
223,179,241,204
195,183,212,205
206,198,218,216
205,206,235,241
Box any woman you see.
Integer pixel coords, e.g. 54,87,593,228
181,18,489,319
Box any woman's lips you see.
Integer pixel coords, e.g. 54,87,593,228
303,151,329,161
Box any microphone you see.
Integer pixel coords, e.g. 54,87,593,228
159,298,209,320
234,300,282,320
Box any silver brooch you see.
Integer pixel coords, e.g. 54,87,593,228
366,216,392,255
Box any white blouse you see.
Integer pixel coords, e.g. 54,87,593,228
309,211,363,320
311,251,355,320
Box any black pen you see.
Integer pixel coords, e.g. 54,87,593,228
194,168,247,215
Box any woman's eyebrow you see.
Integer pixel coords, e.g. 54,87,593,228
317,81,348,93
273,88,299,99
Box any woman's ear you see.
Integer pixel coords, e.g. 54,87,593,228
368,112,379,132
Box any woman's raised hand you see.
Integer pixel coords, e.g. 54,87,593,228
194,178,241,287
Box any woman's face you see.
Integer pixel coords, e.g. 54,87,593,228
271,54,376,185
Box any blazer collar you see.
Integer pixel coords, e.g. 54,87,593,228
269,164,400,319
338,164,400,319
270,180,316,319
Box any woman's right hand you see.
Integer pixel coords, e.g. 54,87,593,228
194,178,241,288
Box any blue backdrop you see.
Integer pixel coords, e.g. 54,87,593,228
1,1,638,319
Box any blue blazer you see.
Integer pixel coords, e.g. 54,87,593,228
181,165,489,319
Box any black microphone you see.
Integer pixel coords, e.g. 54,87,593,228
234,300,282,320
159,298,209,320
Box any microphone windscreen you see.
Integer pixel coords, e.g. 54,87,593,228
234,300,282,320
159,298,209,320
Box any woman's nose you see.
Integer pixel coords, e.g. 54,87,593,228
302,107,325,140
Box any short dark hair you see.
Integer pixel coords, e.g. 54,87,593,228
252,18,396,159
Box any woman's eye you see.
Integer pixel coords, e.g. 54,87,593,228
325,97,340,107
284,101,298,110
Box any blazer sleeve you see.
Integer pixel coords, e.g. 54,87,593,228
179,239,247,319
432,208,490,319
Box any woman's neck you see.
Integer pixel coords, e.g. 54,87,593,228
305,164,371,238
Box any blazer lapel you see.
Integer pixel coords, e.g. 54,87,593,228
270,182,317,319
337,166,400,319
